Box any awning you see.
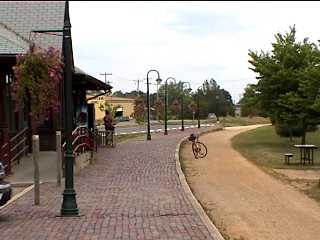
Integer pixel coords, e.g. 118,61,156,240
73,66,112,92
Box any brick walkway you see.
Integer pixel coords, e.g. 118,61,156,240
0,129,218,240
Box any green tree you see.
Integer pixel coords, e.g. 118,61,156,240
194,79,234,118
99,102,121,122
249,25,320,144
239,84,262,117
113,90,144,98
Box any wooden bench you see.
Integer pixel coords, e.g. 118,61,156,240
284,153,293,165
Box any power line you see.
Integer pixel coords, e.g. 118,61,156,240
100,72,112,85
132,79,145,96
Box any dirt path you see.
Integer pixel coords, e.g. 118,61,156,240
181,125,320,240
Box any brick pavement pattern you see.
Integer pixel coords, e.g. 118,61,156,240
0,129,217,240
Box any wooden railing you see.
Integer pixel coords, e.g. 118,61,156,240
0,127,29,174
96,130,113,147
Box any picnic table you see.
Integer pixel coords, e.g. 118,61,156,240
294,144,317,165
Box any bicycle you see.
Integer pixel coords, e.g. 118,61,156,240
188,133,208,159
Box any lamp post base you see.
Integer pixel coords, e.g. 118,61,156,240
164,130,168,135
60,189,79,216
147,134,151,140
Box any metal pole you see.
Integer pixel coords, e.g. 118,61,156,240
164,82,168,135
146,70,160,140
181,92,184,131
197,86,202,129
147,74,151,140
197,93,200,128
60,0,79,216
32,135,40,206
56,131,62,187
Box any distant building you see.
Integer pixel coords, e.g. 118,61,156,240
235,104,241,117
87,95,135,121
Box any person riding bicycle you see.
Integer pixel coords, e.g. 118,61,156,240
104,110,115,145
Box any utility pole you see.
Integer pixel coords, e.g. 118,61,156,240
100,72,112,85
132,79,144,96
100,72,113,109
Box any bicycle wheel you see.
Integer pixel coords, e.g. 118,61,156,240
192,142,201,159
192,141,207,158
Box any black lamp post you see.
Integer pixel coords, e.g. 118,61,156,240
164,77,176,135
60,1,79,216
146,70,161,140
180,81,191,131
197,86,203,129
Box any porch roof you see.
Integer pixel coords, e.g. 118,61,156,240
0,1,112,91
74,67,112,92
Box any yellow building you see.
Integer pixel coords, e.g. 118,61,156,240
87,95,135,121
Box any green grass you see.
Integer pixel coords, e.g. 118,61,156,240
116,133,146,143
232,125,320,203
231,125,320,170
305,181,320,201
220,116,270,127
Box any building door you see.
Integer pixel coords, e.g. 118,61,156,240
87,103,95,130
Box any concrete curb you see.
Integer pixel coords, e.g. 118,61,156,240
0,184,34,210
175,126,225,240
0,180,55,210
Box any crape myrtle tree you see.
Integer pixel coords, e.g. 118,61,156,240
12,44,63,132
170,98,181,119
188,101,197,122
249,25,320,144
154,98,164,121
158,82,193,119
132,96,146,124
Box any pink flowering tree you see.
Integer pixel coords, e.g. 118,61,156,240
170,99,181,119
154,98,164,121
12,44,63,132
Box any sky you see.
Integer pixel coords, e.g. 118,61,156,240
69,1,320,103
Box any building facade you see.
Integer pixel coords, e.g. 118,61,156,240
0,1,111,173
88,95,135,121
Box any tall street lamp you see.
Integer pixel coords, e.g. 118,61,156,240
164,77,176,135
146,70,161,140
60,1,79,216
180,81,191,131
197,86,203,129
